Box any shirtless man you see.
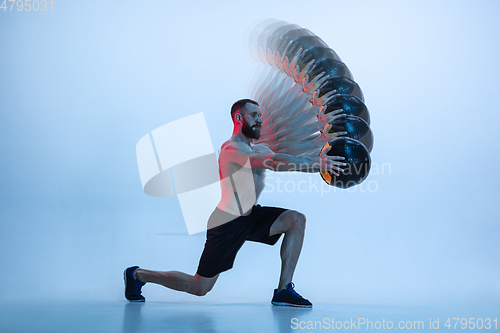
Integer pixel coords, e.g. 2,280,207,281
124,99,345,307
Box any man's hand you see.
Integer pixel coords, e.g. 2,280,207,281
310,88,337,107
294,58,316,83
282,46,303,75
317,106,345,123
320,123,348,139
302,71,329,95
318,150,346,176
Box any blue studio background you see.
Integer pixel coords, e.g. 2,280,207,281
1,0,499,306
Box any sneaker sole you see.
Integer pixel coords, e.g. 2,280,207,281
124,268,145,302
272,301,312,308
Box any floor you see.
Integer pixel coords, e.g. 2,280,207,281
2,301,498,332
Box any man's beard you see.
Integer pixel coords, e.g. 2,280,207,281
242,122,261,140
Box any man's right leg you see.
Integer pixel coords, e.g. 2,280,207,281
134,269,219,296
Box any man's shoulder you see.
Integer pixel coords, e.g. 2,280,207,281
220,140,251,153
221,140,274,153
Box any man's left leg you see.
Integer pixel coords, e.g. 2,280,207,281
269,210,306,290
269,210,312,307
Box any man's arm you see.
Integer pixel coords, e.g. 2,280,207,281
222,142,345,176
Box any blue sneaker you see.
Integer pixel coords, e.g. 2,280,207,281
124,266,146,302
271,282,312,308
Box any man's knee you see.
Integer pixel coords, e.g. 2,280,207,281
188,275,216,297
286,210,306,232
193,286,210,297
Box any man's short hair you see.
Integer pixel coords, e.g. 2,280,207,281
231,99,259,120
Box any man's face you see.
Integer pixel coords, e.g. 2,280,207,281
240,103,262,140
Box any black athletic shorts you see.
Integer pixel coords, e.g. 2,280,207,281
196,204,287,278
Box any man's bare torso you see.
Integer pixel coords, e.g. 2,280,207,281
216,139,270,216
